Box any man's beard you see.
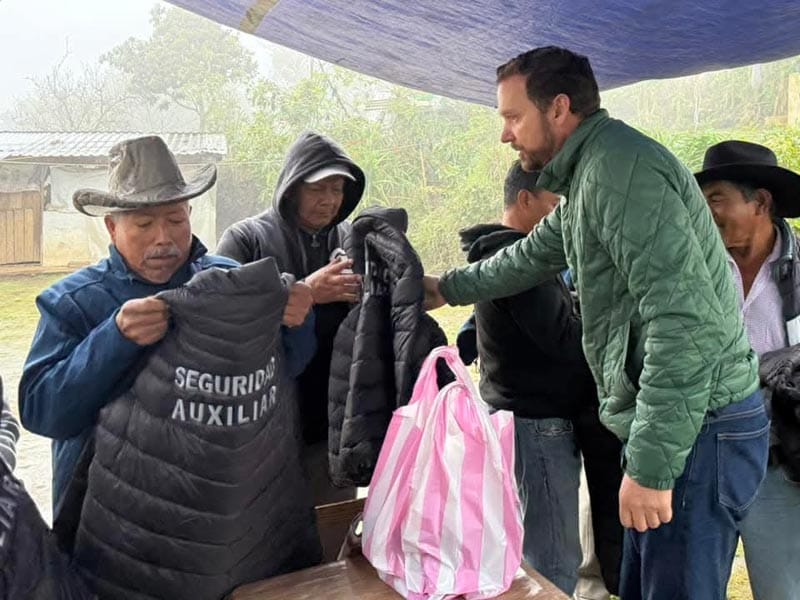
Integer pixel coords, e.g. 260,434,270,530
518,119,557,172
519,152,545,172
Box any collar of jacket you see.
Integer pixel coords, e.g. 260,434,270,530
458,223,523,262
772,218,795,282
537,109,610,197
771,217,800,325
108,235,209,284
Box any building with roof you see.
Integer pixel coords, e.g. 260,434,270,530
0,131,226,268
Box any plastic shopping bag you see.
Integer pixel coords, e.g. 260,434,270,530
362,346,523,600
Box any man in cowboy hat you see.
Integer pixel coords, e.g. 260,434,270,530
696,140,800,600
18,135,316,527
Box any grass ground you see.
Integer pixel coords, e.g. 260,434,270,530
0,272,62,523
0,273,58,364
429,303,474,343
0,275,753,597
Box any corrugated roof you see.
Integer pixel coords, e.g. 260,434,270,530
0,132,227,161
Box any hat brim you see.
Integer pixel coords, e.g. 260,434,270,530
303,166,356,184
72,164,217,217
695,163,800,218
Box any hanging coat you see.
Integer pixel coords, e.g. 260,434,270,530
328,208,447,488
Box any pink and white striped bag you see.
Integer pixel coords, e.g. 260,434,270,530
362,346,523,600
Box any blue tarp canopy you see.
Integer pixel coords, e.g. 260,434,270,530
167,1,800,105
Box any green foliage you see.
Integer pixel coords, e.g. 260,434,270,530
102,5,258,130
226,52,800,272
649,127,800,173
603,58,800,130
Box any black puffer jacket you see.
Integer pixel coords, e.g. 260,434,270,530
328,208,447,487
0,458,94,599
759,344,800,483
217,132,366,444
458,224,596,418
73,258,322,600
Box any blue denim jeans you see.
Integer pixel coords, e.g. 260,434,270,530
514,416,583,595
620,391,769,600
740,464,800,600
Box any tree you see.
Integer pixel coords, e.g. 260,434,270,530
102,5,258,131
10,46,135,131
604,55,800,130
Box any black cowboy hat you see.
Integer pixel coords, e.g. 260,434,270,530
73,136,216,216
695,140,800,218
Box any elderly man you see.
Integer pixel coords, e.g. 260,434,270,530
18,136,315,528
218,131,364,504
696,140,800,600
424,46,768,600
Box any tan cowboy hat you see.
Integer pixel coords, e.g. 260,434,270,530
72,135,217,217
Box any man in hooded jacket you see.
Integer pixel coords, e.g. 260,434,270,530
217,131,364,503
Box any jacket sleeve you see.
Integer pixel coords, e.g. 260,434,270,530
456,313,478,365
501,279,585,364
216,223,256,265
18,291,148,440
0,378,19,472
439,203,568,305
589,162,725,490
281,311,317,378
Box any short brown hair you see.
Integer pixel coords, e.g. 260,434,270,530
497,46,600,118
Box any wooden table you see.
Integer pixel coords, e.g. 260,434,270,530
229,554,568,600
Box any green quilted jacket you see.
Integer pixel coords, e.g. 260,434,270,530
440,109,759,489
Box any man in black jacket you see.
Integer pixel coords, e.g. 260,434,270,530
457,161,622,596
217,131,364,504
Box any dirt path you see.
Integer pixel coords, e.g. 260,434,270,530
2,339,53,525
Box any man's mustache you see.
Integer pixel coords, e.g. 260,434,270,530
145,246,181,260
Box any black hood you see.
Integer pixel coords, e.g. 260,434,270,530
273,131,365,227
358,206,408,233
459,224,526,263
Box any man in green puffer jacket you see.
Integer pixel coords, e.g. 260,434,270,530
424,47,768,600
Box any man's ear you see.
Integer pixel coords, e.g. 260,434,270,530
104,214,117,243
754,188,773,216
517,189,532,208
551,93,572,121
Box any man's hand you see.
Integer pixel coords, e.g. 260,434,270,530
283,281,314,327
305,259,361,304
116,297,169,346
619,473,673,532
423,275,447,311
